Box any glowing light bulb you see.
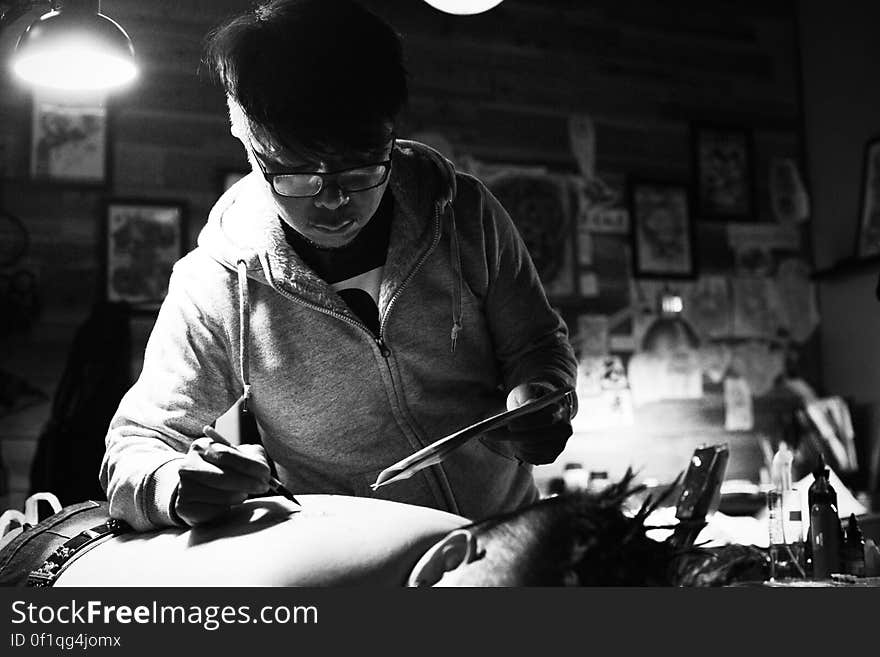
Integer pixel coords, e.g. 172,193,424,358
12,9,137,92
13,40,137,91
421,0,505,15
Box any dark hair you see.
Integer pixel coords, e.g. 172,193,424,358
460,471,768,586
463,472,679,586
204,0,408,157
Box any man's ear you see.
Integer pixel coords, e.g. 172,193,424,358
226,95,248,142
406,529,475,587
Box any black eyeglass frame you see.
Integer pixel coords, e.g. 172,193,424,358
251,140,396,198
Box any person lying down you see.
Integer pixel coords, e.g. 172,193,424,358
1,474,765,587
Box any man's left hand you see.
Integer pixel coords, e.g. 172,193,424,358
487,381,575,465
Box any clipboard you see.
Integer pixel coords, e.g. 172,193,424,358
371,386,574,491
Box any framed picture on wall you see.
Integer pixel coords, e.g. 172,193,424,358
104,200,186,310
691,124,755,221
30,97,108,184
856,136,880,260
486,169,576,297
628,179,696,279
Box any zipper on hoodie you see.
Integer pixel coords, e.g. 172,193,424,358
271,204,442,360
378,203,443,343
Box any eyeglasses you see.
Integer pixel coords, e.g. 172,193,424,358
251,143,394,198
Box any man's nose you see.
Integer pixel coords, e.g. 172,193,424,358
313,180,350,210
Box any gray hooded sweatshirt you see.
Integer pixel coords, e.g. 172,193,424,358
100,140,577,531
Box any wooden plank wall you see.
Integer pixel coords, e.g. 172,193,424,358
0,0,802,510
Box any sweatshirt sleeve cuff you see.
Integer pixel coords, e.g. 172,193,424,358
144,457,186,528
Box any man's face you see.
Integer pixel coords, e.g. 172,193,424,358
248,138,393,249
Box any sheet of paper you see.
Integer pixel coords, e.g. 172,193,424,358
731,277,780,338
770,158,810,225
568,114,596,180
775,258,820,343
684,275,731,338
698,342,732,384
805,397,857,472
576,214,594,266
572,355,634,431
730,341,784,397
584,206,630,234
724,377,754,431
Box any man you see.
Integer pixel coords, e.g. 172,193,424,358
100,0,577,531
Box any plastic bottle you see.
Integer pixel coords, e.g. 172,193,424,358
808,467,841,579
770,441,794,492
842,514,866,577
587,471,610,494
768,487,805,579
562,463,588,492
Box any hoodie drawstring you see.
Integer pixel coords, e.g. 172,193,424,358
236,259,252,409
448,206,463,354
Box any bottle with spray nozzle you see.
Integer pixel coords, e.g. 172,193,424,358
767,441,804,579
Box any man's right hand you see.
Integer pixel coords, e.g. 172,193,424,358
173,436,272,526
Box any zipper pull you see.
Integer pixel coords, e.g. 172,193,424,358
377,338,391,358
450,322,462,354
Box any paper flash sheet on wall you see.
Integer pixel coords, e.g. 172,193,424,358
724,377,754,431
775,259,820,343
770,158,810,225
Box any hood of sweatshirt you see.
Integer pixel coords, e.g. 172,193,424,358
196,139,463,396
198,139,457,299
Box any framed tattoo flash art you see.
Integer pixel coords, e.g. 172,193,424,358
30,98,108,184
856,136,880,260
486,170,575,297
691,124,755,221
629,180,696,279
104,200,186,310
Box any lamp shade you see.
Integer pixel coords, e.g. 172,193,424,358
12,7,137,91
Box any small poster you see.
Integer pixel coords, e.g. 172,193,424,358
629,180,695,278
105,201,186,308
30,98,106,183
692,124,755,221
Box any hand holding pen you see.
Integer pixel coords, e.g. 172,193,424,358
172,426,299,527
203,426,300,504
